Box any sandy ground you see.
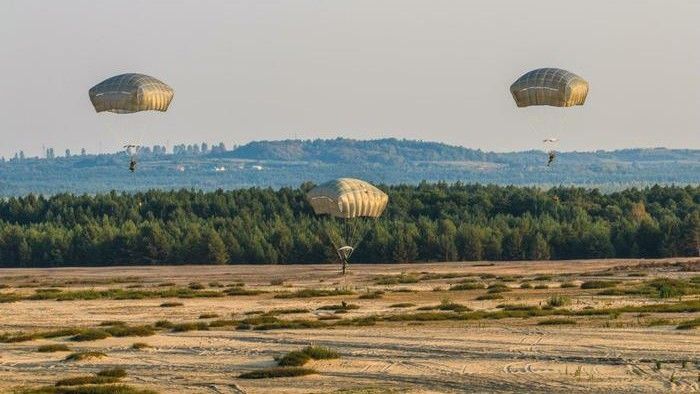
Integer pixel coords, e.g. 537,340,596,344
1,258,699,393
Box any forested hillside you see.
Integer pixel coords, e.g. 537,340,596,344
0,183,698,267
1,139,699,196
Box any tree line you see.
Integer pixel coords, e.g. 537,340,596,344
0,183,698,267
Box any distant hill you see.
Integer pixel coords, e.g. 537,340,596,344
220,138,499,164
0,138,698,196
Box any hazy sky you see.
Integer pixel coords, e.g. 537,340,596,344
1,1,699,157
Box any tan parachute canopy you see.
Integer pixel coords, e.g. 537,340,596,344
89,73,174,114
307,178,388,219
510,68,588,108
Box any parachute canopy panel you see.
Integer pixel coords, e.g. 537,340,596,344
510,68,588,108
307,178,388,219
89,73,174,114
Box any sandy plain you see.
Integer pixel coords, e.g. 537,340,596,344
1,258,699,393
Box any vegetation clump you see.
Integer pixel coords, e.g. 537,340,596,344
274,288,354,298
239,367,316,379
64,351,106,361
37,344,71,352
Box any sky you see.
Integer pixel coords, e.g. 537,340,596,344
1,0,699,157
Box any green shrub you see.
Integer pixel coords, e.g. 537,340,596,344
55,376,120,386
277,351,311,366
560,282,578,288
520,282,533,289
239,367,316,379
538,318,576,325
546,295,571,307
581,280,619,289
301,346,340,360
171,322,209,332
154,320,173,328
449,283,485,291
37,344,70,352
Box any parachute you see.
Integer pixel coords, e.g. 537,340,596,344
89,73,173,171
510,68,588,166
89,73,174,114
510,68,588,108
307,178,388,274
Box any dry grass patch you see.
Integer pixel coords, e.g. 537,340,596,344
37,344,71,352
159,302,183,307
274,288,354,298
64,351,106,362
538,318,577,325
70,329,110,342
389,303,416,308
239,367,317,379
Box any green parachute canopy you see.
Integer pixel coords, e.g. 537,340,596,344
510,68,588,108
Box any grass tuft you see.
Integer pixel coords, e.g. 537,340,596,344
239,367,317,379
37,344,71,352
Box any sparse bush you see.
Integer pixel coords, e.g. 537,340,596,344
277,351,311,366
476,293,503,300
274,288,354,298
520,282,533,289
449,283,485,291
560,282,577,288
71,329,110,342
538,318,576,325
154,320,173,328
317,302,359,311
104,325,155,337
546,295,571,308
389,303,416,308
160,302,184,307
534,284,549,289
37,344,70,352
188,282,205,290
581,280,619,289
676,318,700,330
55,376,120,386
374,273,420,285
239,367,316,379
487,284,511,293
96,367,127,378
270,279,285,286
131,342,151,349
199,313,220,319
98,320,125,326
64,351,106,361
171,322,209,332
358,291,383,299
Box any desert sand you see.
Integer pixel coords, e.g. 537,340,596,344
1,258,699,393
